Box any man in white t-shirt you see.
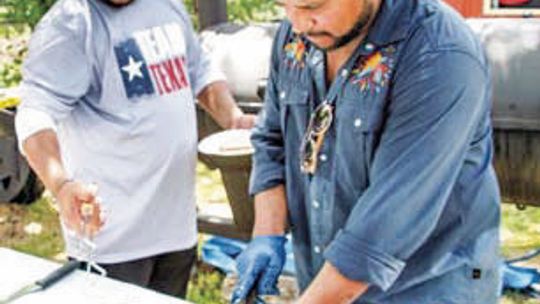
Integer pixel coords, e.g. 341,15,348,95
15,0,255,298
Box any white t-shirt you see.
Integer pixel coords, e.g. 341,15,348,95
15,0,224,263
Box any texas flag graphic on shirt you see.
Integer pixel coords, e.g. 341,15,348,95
114,23,190,99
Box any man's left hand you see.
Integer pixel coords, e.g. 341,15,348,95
231,113,257,129
230,235,287,303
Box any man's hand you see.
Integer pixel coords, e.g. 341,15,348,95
231,235,287,304
231,113,257,129
197,81,258,130
55,181,103,237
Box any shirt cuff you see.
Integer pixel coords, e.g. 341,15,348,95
324,229,406,292
15,107,57,156
248,162,285,195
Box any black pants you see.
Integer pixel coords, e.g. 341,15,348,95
71,246,197,299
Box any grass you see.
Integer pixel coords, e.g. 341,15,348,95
196,161,228,205
2,164,540,303
501,294,538,304
188,263,227,304
502,205,540,257
0,194,63,260
500,205,540,304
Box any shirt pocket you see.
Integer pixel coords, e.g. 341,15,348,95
279,87,310,137
340,88,388,165
333,97,375,199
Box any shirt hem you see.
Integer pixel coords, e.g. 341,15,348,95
67,237,198,264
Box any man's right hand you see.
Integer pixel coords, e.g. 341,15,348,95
55,180,103,237
231,235,287,304
18,129,104,237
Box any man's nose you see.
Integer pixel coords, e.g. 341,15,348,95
288,9,315,34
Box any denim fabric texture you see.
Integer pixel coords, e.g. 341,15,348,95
250,0,501,303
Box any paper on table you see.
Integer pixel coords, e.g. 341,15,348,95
0,248,189,304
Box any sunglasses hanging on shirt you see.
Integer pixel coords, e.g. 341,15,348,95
299,101,334,174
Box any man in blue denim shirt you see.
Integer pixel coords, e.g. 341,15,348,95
232,0,501,303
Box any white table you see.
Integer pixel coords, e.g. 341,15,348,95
0,248,191,304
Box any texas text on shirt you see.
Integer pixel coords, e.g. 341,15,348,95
15,0,224,263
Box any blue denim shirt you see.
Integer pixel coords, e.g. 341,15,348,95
250,1,501,303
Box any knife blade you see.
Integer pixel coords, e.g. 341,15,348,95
0,260,81,304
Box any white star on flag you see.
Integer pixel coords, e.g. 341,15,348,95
122,56,144,82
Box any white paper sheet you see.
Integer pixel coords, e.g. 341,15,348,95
0,248,191,304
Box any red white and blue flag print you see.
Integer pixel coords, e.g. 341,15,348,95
114,23,190,99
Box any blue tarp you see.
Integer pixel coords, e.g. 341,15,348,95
501,248,540,298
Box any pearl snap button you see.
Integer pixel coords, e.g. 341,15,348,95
365,43,375,51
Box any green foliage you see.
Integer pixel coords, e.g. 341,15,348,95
0,0,50,87
1,0,56,30
183,0,280,29
0,34,28,87
226,0,280,23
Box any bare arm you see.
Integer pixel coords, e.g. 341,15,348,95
252,184,288,236
230,184,289,302
197,81,256,129
23,129,102,235
23,129,70,196
298,262,369,304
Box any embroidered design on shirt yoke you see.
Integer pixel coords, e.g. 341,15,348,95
283,35,307,69
351,46,395,93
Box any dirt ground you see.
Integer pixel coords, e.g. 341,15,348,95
0,203,26,243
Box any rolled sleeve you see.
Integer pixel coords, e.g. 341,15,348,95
249,136,285,195
249,24,288,195
249,78,286,195
325,49,490,290
324,229,405,291
15,107,57,155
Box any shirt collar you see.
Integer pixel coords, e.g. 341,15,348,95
365,0,415,47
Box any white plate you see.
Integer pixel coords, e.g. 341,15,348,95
198,129,254,156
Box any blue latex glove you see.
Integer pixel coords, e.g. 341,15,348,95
231,235,287,304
